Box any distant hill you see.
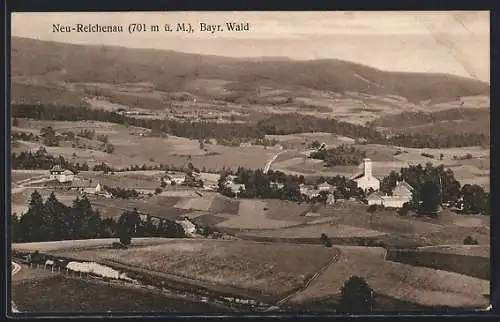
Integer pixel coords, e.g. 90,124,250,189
370,108,490,136
11,37,489,104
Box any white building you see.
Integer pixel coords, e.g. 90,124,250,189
350,158,380,191
366,180,414,208
318,182,334,192
49,165,74,183
176,217,197,237
164,173,185,185
270,181,285,190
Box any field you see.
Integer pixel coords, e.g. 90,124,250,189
11,187,77,216
417,245,490,258
386,246,490,280
12,273,227,313
215,199,308,230
42,239,339,300
239,223,387,239
12,237,177,253
13,119,281,171
288,246,489,309
89,195,188,220
11,170,48,183
271,141,490,190
235,203,490,248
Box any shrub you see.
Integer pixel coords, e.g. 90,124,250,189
320,233,332,248
339,276,374,313
463,236,478,245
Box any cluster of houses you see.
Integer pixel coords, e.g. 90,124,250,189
220,158,414,208
48,157,415,209
351,158,414,208
48,165,112,198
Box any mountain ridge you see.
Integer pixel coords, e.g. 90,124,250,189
11,36,489,104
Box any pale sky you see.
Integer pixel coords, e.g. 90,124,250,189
11,11,490,82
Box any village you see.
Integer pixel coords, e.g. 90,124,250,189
9,11,491,314
22,154,423,237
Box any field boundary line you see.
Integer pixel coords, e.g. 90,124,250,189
276,249,342,306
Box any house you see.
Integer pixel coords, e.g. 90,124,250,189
82,181,112,198
305,189,320,199
164,173,185,185
393,180,413,198
270,181,285,190
299,183,310,195
176,217,197,237
227,182,246,196
318,182,334,192
326,194,335,206
49,165,65,180
350,158,380,191
366,192,384,206
49,165,74,183
366,180,414,208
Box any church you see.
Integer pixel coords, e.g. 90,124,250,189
350,158,380,192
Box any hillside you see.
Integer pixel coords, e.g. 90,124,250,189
370,108,491,136
11,37,489,104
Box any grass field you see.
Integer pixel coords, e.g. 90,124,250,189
14,119,281,171
417,245,490,258
11,170,48,183
216,199,305,230
12,238,176,253
12,274,226,313
44,239,339,300
11,188,77,216
289,246,489,309
174,193,240,214
239,223,387,239
90,195,188,220
269,136,489,191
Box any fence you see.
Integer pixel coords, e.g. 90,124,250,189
23,262,109,281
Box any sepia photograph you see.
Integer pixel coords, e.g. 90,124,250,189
9,11,490,315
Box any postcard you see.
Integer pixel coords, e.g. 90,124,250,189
9,11,490,315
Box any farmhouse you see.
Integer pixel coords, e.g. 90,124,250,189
176,217,198,237
304,188,320,199
270,181,285,190
350,158,380,191
227,182,246,196
82,181,112,198
164,173,186,185
318,181,335,192
367,180,414,208
49,165,74,183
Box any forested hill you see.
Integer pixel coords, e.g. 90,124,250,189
11,37,489,104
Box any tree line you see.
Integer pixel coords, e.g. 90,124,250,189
11,147,220,176
12,148,90,172
13,104,488,148
12,191,186,243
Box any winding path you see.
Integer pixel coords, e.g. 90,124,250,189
263,151,284,174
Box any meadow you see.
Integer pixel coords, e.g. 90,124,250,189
13,119,281,171
288,246,489,309
12,273,226,313
43,239,339,301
